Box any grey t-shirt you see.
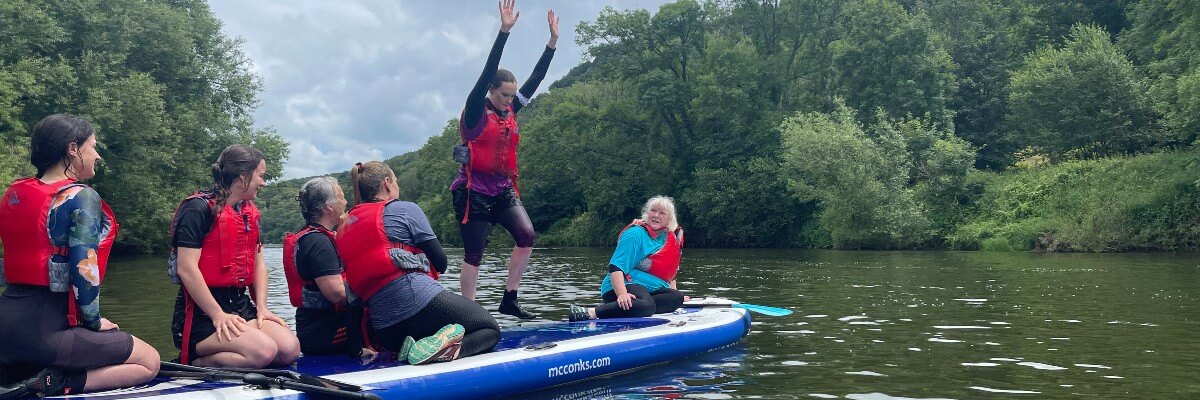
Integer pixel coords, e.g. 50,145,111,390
366,200,444,329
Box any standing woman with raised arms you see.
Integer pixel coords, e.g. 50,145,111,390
451,0,558,319
0,114,159,397
167,145,300,368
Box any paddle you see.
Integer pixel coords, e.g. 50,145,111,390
732,303,793,316
0,384,32,400
683,297,794,316
159,362,378,400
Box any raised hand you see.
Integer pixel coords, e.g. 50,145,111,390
499,0,520,33
547,9,559,40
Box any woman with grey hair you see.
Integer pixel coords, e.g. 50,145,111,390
568,196,687,321
282,177,374,359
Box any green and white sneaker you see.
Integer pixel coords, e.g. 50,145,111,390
398,336,416,362
408,323,465,365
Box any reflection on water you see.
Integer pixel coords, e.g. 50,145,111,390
92,248,1200,399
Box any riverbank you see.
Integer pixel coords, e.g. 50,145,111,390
952,151,1199,252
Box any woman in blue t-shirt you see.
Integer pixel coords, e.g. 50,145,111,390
568,196,687,321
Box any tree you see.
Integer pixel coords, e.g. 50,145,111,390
0,0,287,253
830,0,958,129
780,102,932,248
1120,0,1200,144
1008,24,1164,160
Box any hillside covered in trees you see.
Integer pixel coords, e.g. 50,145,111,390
260,0,1200,252
4,0,1198,253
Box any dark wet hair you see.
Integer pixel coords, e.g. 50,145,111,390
489,69,517,90
348,161,394,205
29,114,95,178
209,144,265,208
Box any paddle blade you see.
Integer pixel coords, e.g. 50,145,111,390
733,303,793,316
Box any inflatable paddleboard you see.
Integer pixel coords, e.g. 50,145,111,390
53,304,750,400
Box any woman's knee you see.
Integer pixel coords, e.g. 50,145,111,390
260,322,301,365
464,252,484,266
513,228,536,248
472,328,501,348
273,336,301,365
128,337,161,377
238,332,280,367
631,299,656,317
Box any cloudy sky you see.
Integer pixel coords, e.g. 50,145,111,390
208,0,672,179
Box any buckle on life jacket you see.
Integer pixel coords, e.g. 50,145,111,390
53,246,70,257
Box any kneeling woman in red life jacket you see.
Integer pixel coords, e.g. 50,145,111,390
283,176,375,360
168,145,300,368
567,196,687,322
338,161,500,365
0,114,159,397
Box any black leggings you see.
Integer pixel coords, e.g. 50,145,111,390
460,205,535,265
596,285,685,319
377,291,500,358
453,187,536,266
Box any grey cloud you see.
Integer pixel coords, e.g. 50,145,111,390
210,0,671,179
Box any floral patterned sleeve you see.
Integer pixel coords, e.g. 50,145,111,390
50,187,108,331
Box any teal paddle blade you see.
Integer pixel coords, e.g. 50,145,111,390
733,303,793,316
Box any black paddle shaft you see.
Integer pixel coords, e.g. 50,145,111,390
243,373,381,400
160,362,378,400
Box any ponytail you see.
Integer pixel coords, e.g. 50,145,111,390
350,162,365,205
348,161,394,204
208,145,266,211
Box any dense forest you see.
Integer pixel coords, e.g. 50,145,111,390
4,0,1199,253
0,0,288,254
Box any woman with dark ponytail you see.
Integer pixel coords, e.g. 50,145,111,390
0,114,159,397
167,145,300,367
451,0,558,319
338,162,499,365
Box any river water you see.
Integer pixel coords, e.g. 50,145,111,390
89,248,1200,399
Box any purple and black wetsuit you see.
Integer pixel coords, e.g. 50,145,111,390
450,30,554,266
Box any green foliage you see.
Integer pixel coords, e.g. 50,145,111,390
538,212,622,247
952,151,1200,251
1008,24,1164,160
779,103,966,249
1120,0,1200,143
0,0,286,253
831,0,958,128
684,157,809,247
235,0,1198,253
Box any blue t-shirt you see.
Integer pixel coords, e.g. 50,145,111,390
365,200,444,329
599,227,672,295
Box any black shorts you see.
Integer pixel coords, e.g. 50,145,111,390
171,286,257,358
296,307,357,356
0,285,133,371
452,186,522,223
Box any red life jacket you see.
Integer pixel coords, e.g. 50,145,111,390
463,104,520,179
167,192,260,288
170,192,260,364
282,224,342,309
0,177,119,326
336,200,437,302
620,220,684,283
458,104,521,224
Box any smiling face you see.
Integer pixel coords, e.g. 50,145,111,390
488,81,518,109
68,135,101,181
232,159,268,201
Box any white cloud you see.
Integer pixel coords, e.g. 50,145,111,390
284,94,345,132
209,0,673,180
